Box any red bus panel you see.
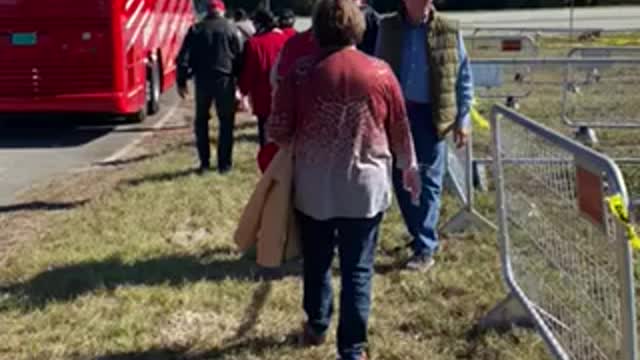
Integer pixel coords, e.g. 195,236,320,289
0,0,194,115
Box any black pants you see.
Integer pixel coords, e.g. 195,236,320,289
257,115,267,147
194,76,236,171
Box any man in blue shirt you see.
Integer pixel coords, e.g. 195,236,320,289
375,0,473,271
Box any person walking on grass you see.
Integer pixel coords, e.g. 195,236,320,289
270,1,376,91
238,8,288,147
269,27,320,90
233,8,256,42
277,8,298,40
176,0,243,174
267,1,421,359
375,0,474,271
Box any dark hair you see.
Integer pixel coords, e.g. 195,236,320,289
253,7,278,31
234,8,248,21
278,8,296,28
312,0,365,49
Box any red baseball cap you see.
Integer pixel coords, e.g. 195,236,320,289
207,0,226,13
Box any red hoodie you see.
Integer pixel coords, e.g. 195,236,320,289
274,29,320,82
281,27,297,41
238,29,288,119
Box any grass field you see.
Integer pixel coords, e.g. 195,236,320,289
0,113,548,360
0,33,638,360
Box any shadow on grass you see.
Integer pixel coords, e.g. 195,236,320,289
0,200,89,214
96,141,192,168
235,133,259,144
124,169,200,187
1,250,300,311
233,281,273,339
90,332,299,360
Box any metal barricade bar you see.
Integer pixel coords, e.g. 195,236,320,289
467,34,539,58
442,131,496,235
470,58,640,129
561,49,640,130
568,47,640,59
475,104,637,360
469,27,604,37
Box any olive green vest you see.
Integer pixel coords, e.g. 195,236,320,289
377,12,460,138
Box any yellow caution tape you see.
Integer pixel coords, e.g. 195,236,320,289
606,194,640,250
470,98,490,131
471,106,490,131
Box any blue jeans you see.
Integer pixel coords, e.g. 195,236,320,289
298,211,383,360
392,102,446,257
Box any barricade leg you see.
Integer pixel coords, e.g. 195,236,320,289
470,293,534,337
442,134,496,235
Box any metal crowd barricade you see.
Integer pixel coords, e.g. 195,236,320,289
468,27,604,40
561,50,640,130
475,104,637,360
442,133,495,234
467,34,539,59
470,60,534,107
470,57,576,109
470,57,640,122
568,47,640,59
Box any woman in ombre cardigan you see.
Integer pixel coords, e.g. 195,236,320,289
267,1,421,359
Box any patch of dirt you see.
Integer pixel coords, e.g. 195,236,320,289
159,310,241,349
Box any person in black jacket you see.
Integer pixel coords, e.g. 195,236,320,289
355,0,380,56
176,0,243,174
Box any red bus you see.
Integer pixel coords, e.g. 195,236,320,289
0,0,195,121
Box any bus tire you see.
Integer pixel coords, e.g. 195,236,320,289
128,107,147,123
146,59,161,115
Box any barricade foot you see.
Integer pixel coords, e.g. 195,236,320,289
575,126,598,147
442,208,496,235
468,293,535,339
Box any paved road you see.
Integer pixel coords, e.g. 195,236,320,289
295,6,640,32
0,93,182,208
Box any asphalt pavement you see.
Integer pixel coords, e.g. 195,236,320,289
0,92,183,208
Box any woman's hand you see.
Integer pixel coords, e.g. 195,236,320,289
403,166,422,206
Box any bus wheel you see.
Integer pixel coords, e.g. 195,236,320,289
127,108,147,123
146,59,161,115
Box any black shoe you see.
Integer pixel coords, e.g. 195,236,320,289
196,165,211,175
300,322,326,347
405,254,435,272
218,165,232,175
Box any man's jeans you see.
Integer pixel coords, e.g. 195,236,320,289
194,76,236,170
392,102,446,258
298,211,383,360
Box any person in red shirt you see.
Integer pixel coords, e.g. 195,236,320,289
270,28,320,92
277,8,298,40
238,8,288,147
267,1,420,359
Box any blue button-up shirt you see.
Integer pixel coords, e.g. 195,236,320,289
376,22,474,129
